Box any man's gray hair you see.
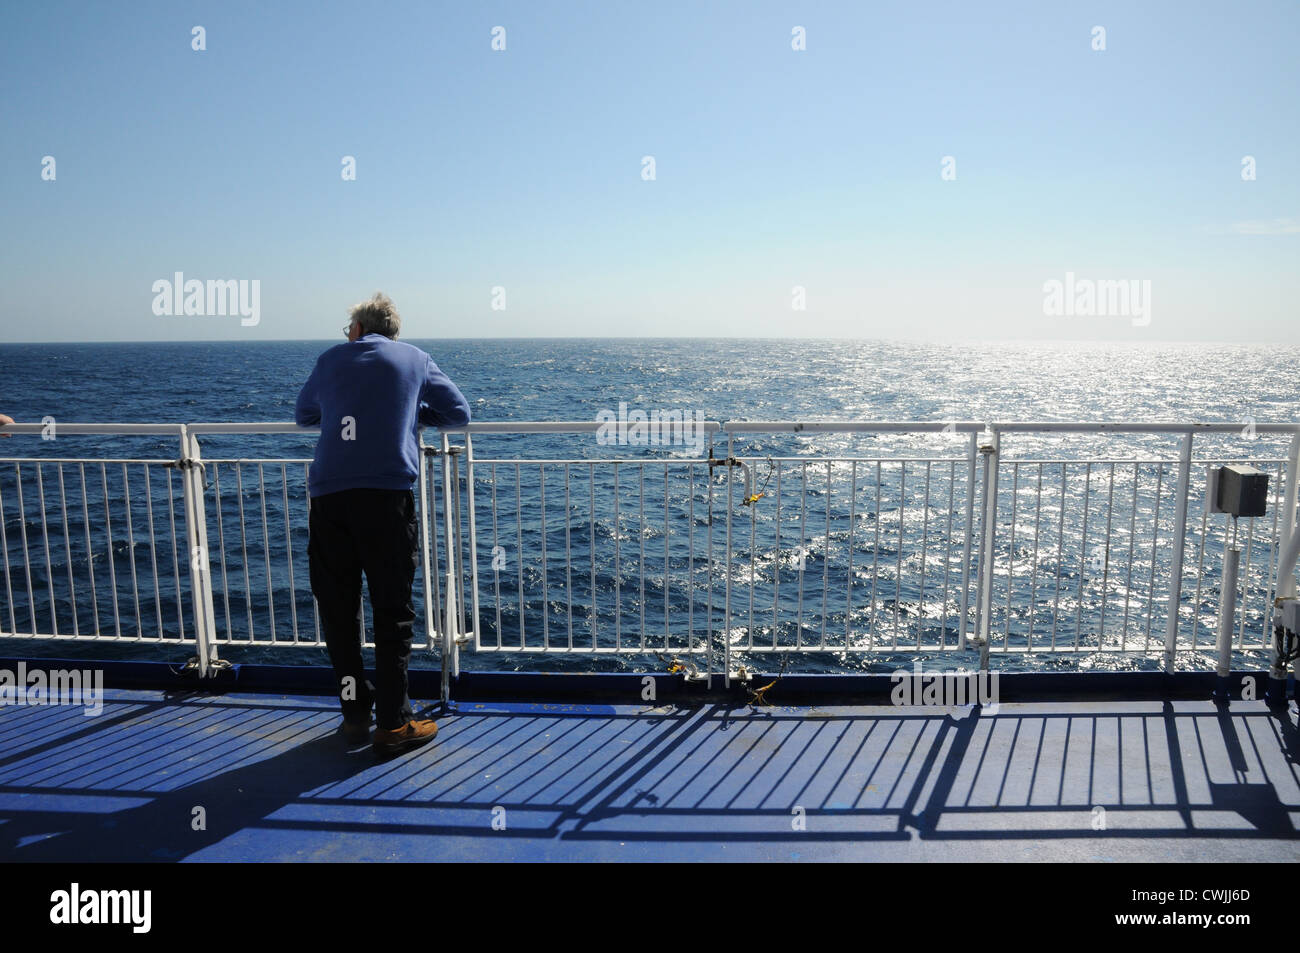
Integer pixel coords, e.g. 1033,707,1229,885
349,292,401,339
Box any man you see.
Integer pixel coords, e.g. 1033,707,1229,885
295,293,470,756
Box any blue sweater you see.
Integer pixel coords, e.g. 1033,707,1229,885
295,334,471,497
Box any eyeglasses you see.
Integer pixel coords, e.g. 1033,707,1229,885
342,322,353,339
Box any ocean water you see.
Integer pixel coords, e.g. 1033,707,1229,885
1,338,1297,674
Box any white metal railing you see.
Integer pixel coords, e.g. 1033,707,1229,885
2,420,1299,696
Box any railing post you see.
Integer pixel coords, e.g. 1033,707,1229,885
705,430,715,688
723,433,734,687
438,432,458,707
1163,432,1193,674
179,426,218,677
1267,431,1300,703
464,433,480,655
958,430,978,651
974,427,999,671
417,430,438,660
1274,431,1300,601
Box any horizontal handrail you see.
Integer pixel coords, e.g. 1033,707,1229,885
5,420,1298,435
721,421,1300,435
0,423,186,436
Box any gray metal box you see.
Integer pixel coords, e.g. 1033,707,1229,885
1215,464,1269,518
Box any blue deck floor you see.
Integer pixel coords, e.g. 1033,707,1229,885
1,689,1297,861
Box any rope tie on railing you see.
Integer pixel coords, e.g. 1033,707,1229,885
656,651,701,680
707,449,774,506
744,653,789,708
163,457,208,489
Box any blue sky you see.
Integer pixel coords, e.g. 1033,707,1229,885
1,0,1296,342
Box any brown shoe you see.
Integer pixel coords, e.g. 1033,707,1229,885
372,718,438,756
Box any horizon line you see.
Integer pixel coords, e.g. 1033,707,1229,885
1,335,1295,347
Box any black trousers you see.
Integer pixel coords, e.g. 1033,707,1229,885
307,488,418,730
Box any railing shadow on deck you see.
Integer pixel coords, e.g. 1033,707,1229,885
0,693,1296,860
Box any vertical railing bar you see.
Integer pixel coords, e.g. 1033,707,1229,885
1275,434,1300,609
748,462,757,651
258,463,276,642
235,464,252,641
1268,437,1300,648
1122,462,1139,650
57,464,79,637
212,463,232,641
1098,462,1115,645
0,468,17,635
181,429,218,669
638,464,645,651
1163,433,1194,671
1028,464,1043,650
143,464,163,639
423,457,439,650
1238,510,1255,650
820,460,831,649
687,461,695,654
772,463,781,650
958,434,977,651
75,462,94,639
589,462,597,650
942,460,956,650
974,428,1000,667
847,460,858,648
491,461,502,648
166,466,185,641
452,449,468,641
916,461,930,649
614,461,621,652
893,461,904,651
1073,463,1091,651
870,461,881,651
80,464,98,638
540,463,549,648
1192,466,1211,652
797,460,807,650
664,463,671,650
122,463,143,638
723,434,733,682
437,433,457,704
281,462,299,642
1143,463,1164,653
1051,463,1067,651
13,464,35,635
0,466,15,635
424,450,442,652
464,433,481,656
706,440,714,679
1261,466,1283,647
1005,461,1018,648
515,461,525,649
568,462,575,651
37,464,58,634
100,463,120,639
307,463,322,644
424,446,446,646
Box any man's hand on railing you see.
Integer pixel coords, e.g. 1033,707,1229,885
0,413,12,438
